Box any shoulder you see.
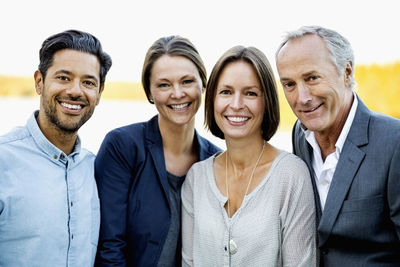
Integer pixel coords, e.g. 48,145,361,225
78,147,96,162
186,154,216,182
100,120,151,150
369,111,400,138
292,120,303,137
95,120,155,166
271,151,311,185
0,126,32,161
0,126,30,145
195,133,222,160
105,121,147,141
275,151,309,172
183,154,217,195
189,154,216,175
0,126,41,167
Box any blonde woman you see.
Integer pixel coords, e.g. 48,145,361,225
95,36,220,266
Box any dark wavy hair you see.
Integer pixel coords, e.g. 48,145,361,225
38,29,112,88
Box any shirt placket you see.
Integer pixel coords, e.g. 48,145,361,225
318,154,337,210
60,155,75,267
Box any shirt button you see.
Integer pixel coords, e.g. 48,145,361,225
71,234,74,240
60,154,65,159
70,202,73,207
53,155,58,159
224,246,227,251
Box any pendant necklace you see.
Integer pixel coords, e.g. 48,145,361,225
225,140,266,255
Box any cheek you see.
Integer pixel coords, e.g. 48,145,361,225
149,89,166,105
190,84,203,99
284,91,297,108
87,90,101,103
213,97,225,114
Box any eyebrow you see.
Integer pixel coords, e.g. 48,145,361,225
54,70,99,83
218,84,261,91
279,70,319,81
301,71,318,78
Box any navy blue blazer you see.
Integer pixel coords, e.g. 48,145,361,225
292,96,400,266
94,115,220,267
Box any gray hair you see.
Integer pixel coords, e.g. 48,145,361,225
276,26,356,89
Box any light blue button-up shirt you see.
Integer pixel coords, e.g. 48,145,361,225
0,111,100,267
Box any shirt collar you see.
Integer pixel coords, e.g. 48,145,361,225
335,92,358,153
27,111,81,161
303,91,358,155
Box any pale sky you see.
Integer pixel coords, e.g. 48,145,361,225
1,0,400,82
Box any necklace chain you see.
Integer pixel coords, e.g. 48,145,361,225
225,140,266,218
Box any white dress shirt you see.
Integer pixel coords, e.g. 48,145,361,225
304,93,358,210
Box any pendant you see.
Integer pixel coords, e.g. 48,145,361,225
229,239,238,255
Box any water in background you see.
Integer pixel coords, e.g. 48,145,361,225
0,97,292,154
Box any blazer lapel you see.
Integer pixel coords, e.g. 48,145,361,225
145,116,170,203
318,96,370,246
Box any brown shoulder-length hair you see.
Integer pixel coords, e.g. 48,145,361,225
141,35,207,104
205,46,280,141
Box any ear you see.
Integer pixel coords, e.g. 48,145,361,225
344,61,353,86
34,70,44,95
96,85,105,105
148,94,154,104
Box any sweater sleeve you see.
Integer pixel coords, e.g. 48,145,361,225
280,156,317,267
181,166,196,267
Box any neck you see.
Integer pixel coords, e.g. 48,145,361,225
36,116,78,155
225,137,266,177
315,91,354,161
158,116,196,155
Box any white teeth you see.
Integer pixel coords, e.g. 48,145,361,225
61,102,82,110
171,103,189,110
227,116,248,122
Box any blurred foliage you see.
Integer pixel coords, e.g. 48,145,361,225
0,76,147,100
1,62,399,129
355,62,400,118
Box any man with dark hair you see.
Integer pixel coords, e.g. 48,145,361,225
276,25,400,266
0,30,112,266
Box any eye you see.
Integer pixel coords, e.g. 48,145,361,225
219,89,231,95
282,81,295,91
83,80,96,87
182,79,194,85
246,91,258,97
307,75,320,82
57,75,70,81
158,83,170,89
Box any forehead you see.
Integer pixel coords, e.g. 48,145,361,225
276,34,334,74
218,60,260,84
49,49,100,77
151,55,198,79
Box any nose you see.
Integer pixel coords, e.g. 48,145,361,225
230,92,244,110
297,83,312,105
66,80,84,97
171,84,185,99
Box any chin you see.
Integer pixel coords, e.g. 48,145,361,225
303,122,326,133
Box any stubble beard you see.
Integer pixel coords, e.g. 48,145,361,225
42,95,94,134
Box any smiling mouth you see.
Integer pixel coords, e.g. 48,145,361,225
226,116,249,123
60,102,83,111
169,103,191,110
303,103,323,113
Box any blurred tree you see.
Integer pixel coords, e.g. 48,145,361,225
355,62,400,118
